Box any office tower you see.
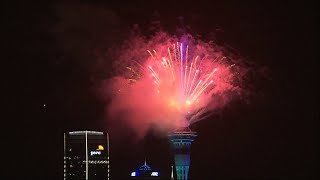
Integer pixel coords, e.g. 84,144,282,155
64,131,110,180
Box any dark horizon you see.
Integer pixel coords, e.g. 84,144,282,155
3,0,318,179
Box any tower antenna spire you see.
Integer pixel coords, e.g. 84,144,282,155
171,165,174,180
144,156,147,166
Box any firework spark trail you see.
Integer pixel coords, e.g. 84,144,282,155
136,42,235,128
107,34,241,133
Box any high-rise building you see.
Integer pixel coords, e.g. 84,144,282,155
64,131,110,180
168,127,197,180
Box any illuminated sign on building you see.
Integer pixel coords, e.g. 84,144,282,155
97,145,104,150
90,145,104,156
90,151,101,156
151,172,159,176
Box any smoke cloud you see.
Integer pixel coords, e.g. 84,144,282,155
100,31,248,138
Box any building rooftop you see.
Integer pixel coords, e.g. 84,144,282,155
139,164,152,171
68,130,104,135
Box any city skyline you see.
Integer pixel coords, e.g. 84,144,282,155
3,0,318,179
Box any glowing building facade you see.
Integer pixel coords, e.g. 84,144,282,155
64,131,110,180
168,128,197,180
130,160,160,180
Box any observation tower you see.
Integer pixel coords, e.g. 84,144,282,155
168,126,197,180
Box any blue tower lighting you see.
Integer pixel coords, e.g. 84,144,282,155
168,127,197,180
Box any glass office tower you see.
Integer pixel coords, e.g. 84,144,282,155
64,131,110,180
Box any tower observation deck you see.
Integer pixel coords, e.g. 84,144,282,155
168,127,197,180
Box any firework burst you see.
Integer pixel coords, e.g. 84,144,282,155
106,34,241,132
126,42,236,128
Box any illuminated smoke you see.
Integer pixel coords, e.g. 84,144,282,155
103,32,245,137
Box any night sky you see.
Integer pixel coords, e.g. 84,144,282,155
3,0,318,179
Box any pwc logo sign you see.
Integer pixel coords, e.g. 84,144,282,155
96,145,104,150
90,145,104,156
